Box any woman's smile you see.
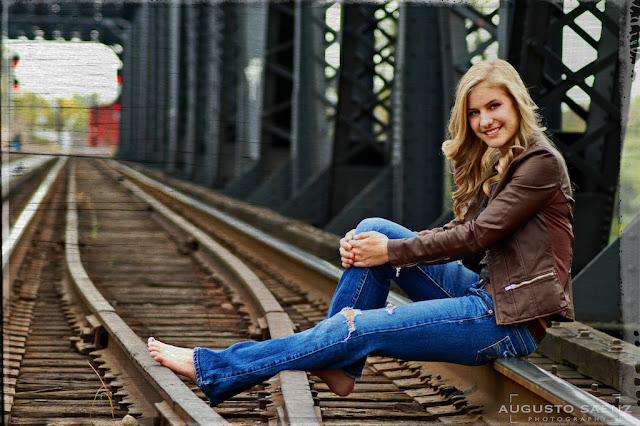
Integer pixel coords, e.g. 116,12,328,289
467,82,520,149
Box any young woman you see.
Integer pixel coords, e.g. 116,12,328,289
148,59,575,406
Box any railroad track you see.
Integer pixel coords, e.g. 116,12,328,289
2,153,57,230
3,155,640,424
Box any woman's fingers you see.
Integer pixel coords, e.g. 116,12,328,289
339,229,356,268
345,229,356,240
350,231,389,267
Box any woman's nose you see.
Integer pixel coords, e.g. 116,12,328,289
480,111,492,127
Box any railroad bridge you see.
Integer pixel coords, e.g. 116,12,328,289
3,0,640,424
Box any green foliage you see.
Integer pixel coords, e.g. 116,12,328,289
12,91,94,135
561,107,586,132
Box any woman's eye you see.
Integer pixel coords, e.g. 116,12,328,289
468,111,478,117
490,103,501,109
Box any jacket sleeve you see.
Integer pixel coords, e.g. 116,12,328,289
414,216,464,236
387,149,562,267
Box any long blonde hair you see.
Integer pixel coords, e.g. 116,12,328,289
442,59,547,219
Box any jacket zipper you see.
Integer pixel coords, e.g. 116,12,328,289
504,271,555,291
395,257,452,277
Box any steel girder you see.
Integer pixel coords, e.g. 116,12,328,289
166,0,181,175
242,1,337,224
133,3,149,165
5,1,132,46
279,1,338,225
195,4,223,188
507,0,640,274
245,1,296,207
325,2,502,233
217,3,241,188
6,2,638,277
324,2,396,233
223,2,268,198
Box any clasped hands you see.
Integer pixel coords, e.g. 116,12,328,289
339,229,389,269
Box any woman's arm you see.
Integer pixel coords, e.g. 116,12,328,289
387,148,564,267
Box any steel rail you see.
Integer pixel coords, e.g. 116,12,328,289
494,357,640,425
109,159,640,425
1,154,56,200
64,160,227,425
103,161,321,425
2,157,66,270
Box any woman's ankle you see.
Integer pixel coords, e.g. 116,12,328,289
312,369,356,397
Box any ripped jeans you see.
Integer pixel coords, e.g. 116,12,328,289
193,217,538,405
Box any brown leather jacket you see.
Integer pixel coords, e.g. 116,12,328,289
387,137,575,325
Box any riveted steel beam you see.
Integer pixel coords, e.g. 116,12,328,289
245,1,296,208
217,3,241,188
165,0,181,174
279,1,338,226
326,2,397,232
223,2,267,198
509,0,640,274
195,3,223,188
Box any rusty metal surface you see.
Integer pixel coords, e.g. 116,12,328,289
538,321,640,404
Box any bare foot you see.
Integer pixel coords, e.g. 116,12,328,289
148,337,197,383
311,369,355,397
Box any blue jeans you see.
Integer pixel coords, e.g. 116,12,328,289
193,217,539,405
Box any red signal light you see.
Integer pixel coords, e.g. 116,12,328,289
114,104,121,111
117,75,122,84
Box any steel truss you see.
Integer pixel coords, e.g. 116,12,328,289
5,1,639,279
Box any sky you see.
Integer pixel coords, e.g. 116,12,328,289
6,39,121,104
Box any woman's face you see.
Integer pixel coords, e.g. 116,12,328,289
467,82,520,150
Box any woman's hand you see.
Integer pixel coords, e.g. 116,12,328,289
339,229,356,268
349,231,389,267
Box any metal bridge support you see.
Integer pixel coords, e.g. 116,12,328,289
194,3,223,188
223,2,268,198
180,4,198,181
134,3,150,165
118,27,133,162
6,1,640,290
508,0,640,273
324,2,397,233
245,1,296,208
217,3,241,188
166,0,181,175
391,5,450,233
152,5,168,170
276,1,337,225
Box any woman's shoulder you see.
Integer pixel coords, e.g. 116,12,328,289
511,135,572,191
517,134,567,166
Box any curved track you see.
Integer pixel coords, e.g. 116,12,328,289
4,156,639,425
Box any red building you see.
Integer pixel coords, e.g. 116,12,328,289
89,104,120,147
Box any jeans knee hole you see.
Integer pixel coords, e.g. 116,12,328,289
339,307,361,341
